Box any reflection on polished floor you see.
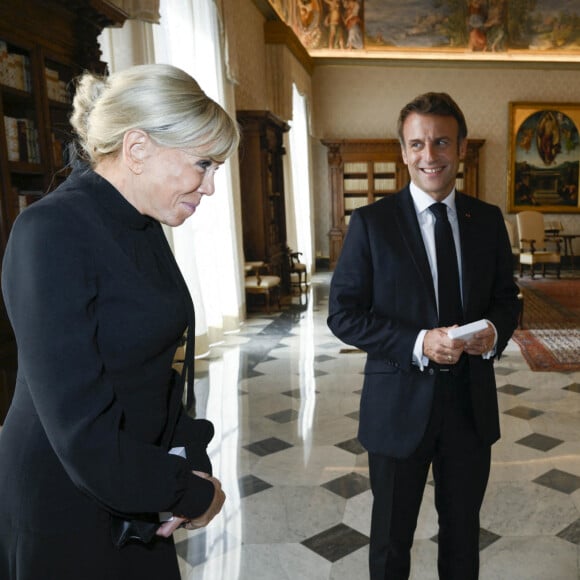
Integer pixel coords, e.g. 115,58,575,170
177,273,580,580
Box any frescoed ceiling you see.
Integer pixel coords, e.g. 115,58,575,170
263,0,580,62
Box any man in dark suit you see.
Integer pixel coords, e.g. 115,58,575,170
328,92,520,580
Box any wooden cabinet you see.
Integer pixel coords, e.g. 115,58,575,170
0,0,127,424
237,110,290,289
322,138,484,269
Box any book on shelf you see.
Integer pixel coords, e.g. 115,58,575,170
28,124,40,163
344,178,369,193
15,188,43,213
0,40,7,82
51,133,64,167
373,178,396,191
374,162,396,173
344,196,369,211
344,162,367,173
4,116,40,163
4,116,18,161
45,66,69,103
16,119,28,162
0,51,31,91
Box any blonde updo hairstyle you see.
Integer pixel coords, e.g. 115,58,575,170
69,63,240,166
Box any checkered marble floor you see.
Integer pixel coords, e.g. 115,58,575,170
176,273,580,580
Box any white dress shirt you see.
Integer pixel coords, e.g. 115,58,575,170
408,183,496,368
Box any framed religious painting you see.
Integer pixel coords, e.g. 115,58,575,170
508,102,580,214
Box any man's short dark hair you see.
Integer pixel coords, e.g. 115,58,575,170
397,92,468,145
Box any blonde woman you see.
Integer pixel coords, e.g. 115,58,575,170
0,64,239,579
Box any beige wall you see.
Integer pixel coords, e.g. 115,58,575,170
226,0,270,111
226,0,313,118
311,64,580,258
229,2,580,260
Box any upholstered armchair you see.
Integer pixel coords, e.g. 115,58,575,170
244,261,281,313
516,210,561,278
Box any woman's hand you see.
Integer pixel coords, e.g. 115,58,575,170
155,471,226,538
156,515,189,538
183,471,226,529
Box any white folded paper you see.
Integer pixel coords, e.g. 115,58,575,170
447,319,488,341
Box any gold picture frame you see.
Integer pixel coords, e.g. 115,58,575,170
508,102,580,214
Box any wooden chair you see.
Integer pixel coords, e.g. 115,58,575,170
516,210,561,279
244,262,281,313
286,247,307,293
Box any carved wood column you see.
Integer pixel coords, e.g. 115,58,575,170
323,141,346,270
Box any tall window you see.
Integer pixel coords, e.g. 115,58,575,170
285,84,314,277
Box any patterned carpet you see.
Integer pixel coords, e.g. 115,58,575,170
513,277,580,372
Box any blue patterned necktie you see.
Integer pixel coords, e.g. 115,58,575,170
429,202,463,327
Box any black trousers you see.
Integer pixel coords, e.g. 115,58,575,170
368,369,491,580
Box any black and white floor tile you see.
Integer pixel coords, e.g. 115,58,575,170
176,273,580,580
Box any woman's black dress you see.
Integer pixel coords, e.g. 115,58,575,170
0,167,215,579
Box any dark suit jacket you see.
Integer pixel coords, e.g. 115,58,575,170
328,186,520,459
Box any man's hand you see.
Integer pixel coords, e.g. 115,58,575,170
155,471,226,538
424,327,465,365
463,324,495,356
424,323,496,365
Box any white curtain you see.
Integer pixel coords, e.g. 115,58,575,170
99,0,244,355
99,19,156,69
284,84,314,279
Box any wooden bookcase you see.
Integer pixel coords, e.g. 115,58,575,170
237,110,290,290
0,40,74,239
0,0,127,424
322,138,485,269
0,1,127,251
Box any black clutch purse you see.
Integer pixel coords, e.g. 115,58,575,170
110,514,160,548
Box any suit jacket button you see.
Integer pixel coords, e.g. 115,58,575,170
428,368,435,376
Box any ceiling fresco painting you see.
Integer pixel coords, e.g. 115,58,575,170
267,0,580,60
